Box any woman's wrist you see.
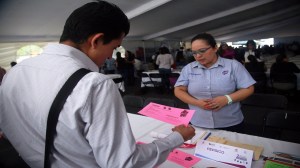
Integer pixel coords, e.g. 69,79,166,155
224,95,233,105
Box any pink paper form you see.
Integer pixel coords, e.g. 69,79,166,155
137,142,201,168
138,102,195,126
167,149,201,168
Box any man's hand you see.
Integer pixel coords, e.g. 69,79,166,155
172,125,195,141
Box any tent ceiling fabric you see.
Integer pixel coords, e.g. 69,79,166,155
0,0,299,43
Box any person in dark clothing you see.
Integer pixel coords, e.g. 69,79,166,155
116,51,126,80
245,55,267,73
245,55,267,93
270,54,300,91
125,50,135,86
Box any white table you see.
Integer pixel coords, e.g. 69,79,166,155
127,113,300,168
106,74,125,92
141,70,181,87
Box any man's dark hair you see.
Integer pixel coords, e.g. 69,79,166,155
191,33,217,48
59,1,130,44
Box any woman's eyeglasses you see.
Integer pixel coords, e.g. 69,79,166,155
192,47,211,56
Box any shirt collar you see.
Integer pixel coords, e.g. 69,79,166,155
43,43,99,72
191,56,225,69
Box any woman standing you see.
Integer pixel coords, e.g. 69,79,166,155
156,47,174,90
243,40,261,63
174,33,255,133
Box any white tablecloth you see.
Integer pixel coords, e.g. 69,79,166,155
106,74,125,92
127,113,300,168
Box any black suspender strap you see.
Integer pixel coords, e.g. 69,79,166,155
44,68,91,168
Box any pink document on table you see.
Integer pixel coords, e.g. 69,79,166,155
167,149,201,167
138,102,195,126
137,141,201,167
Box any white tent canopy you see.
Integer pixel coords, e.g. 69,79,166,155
0,0,300,68
0,0,299,42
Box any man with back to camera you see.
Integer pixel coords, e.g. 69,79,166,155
0,1,195,167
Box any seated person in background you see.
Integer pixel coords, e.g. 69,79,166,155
245,55,267,93
270,54,300,90
218,42,235,59
174,33,255,133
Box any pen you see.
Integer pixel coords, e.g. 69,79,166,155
203,132,211,140
273,152,300,161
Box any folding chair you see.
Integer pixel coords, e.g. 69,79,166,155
262,111,300,143
241,93,288,109
250,72,267,93
140,73,154,88
148,73,163,88
241,93,288,136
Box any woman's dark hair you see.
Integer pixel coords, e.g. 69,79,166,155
246,40,256,49
60,1,130,44
191,33,217,48
276,54,287,63
159,47,170,54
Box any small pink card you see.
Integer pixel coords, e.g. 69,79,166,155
138,102,195,126
136,141,201,167
167,149,201,167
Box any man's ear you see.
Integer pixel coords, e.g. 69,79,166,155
90,33,104,49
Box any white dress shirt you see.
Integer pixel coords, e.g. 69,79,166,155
0,43,184,168
244,50,262,63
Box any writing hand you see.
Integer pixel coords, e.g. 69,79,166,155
172,124,195,141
